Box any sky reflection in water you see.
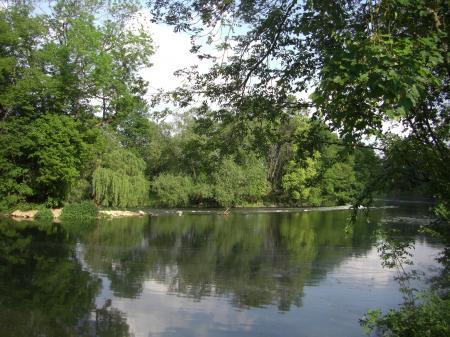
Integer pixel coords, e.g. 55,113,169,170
0,206,442,337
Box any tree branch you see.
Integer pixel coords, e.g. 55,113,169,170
239,0,297,95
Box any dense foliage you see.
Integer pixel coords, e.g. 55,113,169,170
60,201,98,223
0,114,97,207
152,173,193,207
93,149,149,207
0,0,448,336
0,0,382,211
0,0,152,208
145,111,376,208
148,0,449,335
362,295,450,337
148,0,448,204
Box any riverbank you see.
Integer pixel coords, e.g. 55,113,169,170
5,201,421,222
8,208,149,220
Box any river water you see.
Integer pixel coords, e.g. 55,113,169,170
0,205,443,337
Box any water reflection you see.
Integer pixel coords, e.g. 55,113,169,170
81,211,380,311
0,207,440,337
0,218,133,337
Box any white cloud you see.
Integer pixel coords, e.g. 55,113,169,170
142,22,200,95
127,9,217,119
113,279,256,337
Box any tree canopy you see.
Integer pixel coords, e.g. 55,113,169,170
0,0,153,207
148,0,448,204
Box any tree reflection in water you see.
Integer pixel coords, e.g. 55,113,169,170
82,211,381,311
0,218,134,337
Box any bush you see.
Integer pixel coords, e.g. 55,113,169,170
67,179,91,203
213,157,244,207
189,178,214,205
60,201,98,222
35,208,53,222
0,114,97,206
213,155,269,207
282,152,322,206
361,293,450,337
152,173,193,207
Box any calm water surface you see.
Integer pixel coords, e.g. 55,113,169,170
0,206,442,337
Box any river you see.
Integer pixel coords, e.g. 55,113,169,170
0,204,442,337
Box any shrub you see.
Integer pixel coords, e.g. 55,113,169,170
0,114,97,206
189,179,214,205
67,179,91,203
35,208,53,222
60,201,98,222
361,293,450,337
282,152,322,206
213,155,269,207
152,173,193,207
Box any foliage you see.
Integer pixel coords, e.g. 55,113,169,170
189,175,214,204
35,208,54,223
358,220,450,337
0,0,153,121
66,178,91,204
282,152,322,206
116,112,169,177
152,173,193,207
1,0,441,217
361,294,450,337
213,157,245,208
0,114,96,207
0,0,153,207
282,144,362,206
148,0,448,153
213,155,269,207
147,0,448,205
321,161,358,206
149,111,376,208
60,201,98,222
93,148,149,208
0,0,382,211
242,154,271,203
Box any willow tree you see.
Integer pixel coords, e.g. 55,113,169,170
0,0,154,207
93,149,149,208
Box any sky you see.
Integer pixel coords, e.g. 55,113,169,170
135,9,217,120
142,21,199,98
138,9,405,138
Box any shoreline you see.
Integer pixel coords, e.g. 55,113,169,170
5,200,433,221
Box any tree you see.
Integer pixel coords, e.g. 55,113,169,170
152,173,193,207
212,157,244,208
93,148,149,207
282,152,321,206
116,111,168,177
242,153,271,203
0,0,153,122
321,161,358,206
213,155,269,207
0,114,97,207
0,0,155,207
148,0,448,201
